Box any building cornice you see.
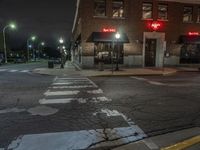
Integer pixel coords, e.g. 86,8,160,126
72,0,80,33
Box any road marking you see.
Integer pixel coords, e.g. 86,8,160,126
148,81,166,86
7,127,145,150
20,70,30,73
0,69,7,72
51,85,95,89
87,78,98,88
39,96,111,104
9,70,18,72
131,77,148,81
143,139,159,149
87,89,103,94
161,135,200,150
0,108,26,114
44,90,80,96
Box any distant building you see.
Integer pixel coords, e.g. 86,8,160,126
71,0,200,68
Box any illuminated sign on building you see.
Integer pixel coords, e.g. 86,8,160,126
102,28,116,32
188,32,199,36
147,21,163,31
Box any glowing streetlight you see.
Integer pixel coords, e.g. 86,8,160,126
3,23,17,63
59,38,64,44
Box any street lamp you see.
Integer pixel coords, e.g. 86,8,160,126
115,32,121,71
27,35,36,62
3,23,16,63
59,38,65,68
38,42,45,59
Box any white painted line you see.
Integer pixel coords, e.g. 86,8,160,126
87,89,103,94
39,98,75,104
87,78,98,88
20,70,29,73
56,78,87,80
8,127,145,150
0,69,7,72
143,139,159,149
93,109,147,139
44,90,79,96
51,85,95,89
92,97,112,103
148,81,166,86
131,77,148,81
0,108,26,114
9,70,18,72
52,82,73,85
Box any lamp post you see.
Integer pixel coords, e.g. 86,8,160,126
115,32,121,71
37,42,45,59
59,38,64,68
27,36,36,62
3,23,16,63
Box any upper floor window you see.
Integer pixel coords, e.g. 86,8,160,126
197,7,200,23
183,6,193,22
158,4,168,20
112,0,124,18
142,3,153,19
94,0,106,17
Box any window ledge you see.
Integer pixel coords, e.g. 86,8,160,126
93,16,108,19
183,21,194,24
141,18,153,21
157,19,168,22
112,17,126,19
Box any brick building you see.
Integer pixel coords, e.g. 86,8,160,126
71,0,200,68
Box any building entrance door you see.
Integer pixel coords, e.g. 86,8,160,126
145,39,157,67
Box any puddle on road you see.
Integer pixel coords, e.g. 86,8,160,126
27,106,58,116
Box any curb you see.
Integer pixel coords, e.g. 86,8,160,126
161,135,200,150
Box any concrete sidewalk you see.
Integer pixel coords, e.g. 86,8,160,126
112,127,200,150
33,61,179,77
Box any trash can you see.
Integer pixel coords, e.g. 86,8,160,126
48,60,54,68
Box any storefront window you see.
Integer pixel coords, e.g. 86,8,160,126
94,42,124,64
112,0,124,18
180,44,200,64
142,3,153,19
158,4,168,20
183,6,193,22
94,0,106,17
197,7,200,23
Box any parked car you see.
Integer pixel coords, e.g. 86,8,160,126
53,58,61,64
14,57,26,63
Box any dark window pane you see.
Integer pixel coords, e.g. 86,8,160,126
197,7,200,22
158,4,168,20
183,6,193,22
112,0,124,18
94,0,106,16
142,3,152,19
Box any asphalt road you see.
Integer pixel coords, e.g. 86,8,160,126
91,72,200,136
1,62,200,149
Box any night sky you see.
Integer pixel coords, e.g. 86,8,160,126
0,0,76,49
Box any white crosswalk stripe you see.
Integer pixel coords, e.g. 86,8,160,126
0,69,30,73
28,76,147,149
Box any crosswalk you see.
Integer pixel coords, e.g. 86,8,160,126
0,69,30,73
7,77,147,150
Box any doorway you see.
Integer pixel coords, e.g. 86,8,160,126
145,39,157,67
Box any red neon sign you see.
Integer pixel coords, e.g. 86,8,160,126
188,32,199,36
102,28,116,32
147,21,162,31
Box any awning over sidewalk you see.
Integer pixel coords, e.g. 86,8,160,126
88,32,129,43
180,35,200,44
